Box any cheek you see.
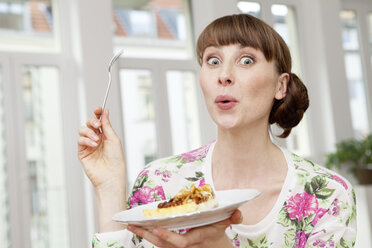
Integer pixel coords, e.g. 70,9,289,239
244,73,277,97
199,70,212,97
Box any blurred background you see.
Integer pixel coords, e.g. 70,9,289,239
0,0,371,247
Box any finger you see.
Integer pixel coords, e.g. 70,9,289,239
176,211,240,245
152,228,190,248
78,126,100,142
86,117,102,132
78,136,98,149
127,226,169,248
94,107,102,119
100,109,118,139
230,209,243,224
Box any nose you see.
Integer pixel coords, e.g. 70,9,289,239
218,64,234,86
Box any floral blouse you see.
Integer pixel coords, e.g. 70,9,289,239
92,141,357,248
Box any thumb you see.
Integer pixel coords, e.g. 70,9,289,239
101,109,117,139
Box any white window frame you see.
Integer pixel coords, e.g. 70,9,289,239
0,51,83,247
342,0,372,134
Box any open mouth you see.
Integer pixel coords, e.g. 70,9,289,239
215,95,238,110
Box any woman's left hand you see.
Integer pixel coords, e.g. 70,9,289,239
127,209,242,248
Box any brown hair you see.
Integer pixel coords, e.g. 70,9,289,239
196,14,309,138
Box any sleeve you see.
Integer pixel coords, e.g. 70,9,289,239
92,165,166,248
307,181,357,248
92,230,135,248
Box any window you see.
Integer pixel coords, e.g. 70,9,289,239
0,67,10,248
341,10,370,138
112,0,193,59
368,13,372,72
22,66,69,248
237,1,261,18
120,69,158,189
0,0,58,52
166,71,201,154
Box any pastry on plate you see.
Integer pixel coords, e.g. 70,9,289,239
143,184,218,218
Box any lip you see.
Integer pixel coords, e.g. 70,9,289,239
215,95,238,110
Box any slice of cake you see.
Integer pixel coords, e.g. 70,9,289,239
143,184,218,218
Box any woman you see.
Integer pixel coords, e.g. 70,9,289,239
78,14,356,248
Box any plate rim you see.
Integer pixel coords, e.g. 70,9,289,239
112,188,260,229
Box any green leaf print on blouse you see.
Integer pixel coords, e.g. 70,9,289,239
185,171,204,182
304,176,335,200
335,237,355,248
231,233,271,248
248,234,270,248
92,236,126,248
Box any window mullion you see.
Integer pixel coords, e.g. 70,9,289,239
153,64,173,157
356,6,372,131
7,56,32,248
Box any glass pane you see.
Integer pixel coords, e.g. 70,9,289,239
340,10,359,51
341,10,370,137
120,69,158,188
368,13,372,68
271,4,310,157
113,0,193,59
0,0,58,52
271,4,301,74
344,54,370,137
237,1,261,18
22,66,69,248
0,67,10,248
166,71,201,154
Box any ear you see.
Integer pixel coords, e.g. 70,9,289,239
275,73,289,100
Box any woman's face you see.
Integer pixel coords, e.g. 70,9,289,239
199,44,288,130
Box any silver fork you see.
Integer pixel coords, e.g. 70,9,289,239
99,49,124,131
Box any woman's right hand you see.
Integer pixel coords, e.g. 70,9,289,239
78,107,127,232
78,107,126,193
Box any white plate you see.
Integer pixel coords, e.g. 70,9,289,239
112,189,260,230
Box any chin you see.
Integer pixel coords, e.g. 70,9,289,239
215,118,240,130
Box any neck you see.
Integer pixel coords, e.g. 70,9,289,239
212,124,283,182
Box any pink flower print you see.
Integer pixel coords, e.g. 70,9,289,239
177,228,190,234
198,178,205,187
153,185,166,200
332,175,348,190
155,169,172,182
294,231,307,248
285,192,318,222
329,198,340,216
233,239,240,247
139,169,149,177
128,186,166,207
311,208,328,226
180,143,211,163
313,239,335,247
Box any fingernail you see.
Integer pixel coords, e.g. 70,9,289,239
152,229,162,237
93,120,100,128
90,141,98,146
91,134,99,141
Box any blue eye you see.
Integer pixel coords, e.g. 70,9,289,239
207,57,221,65
240,57,254,65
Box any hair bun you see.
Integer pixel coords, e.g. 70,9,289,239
269,73,309,138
